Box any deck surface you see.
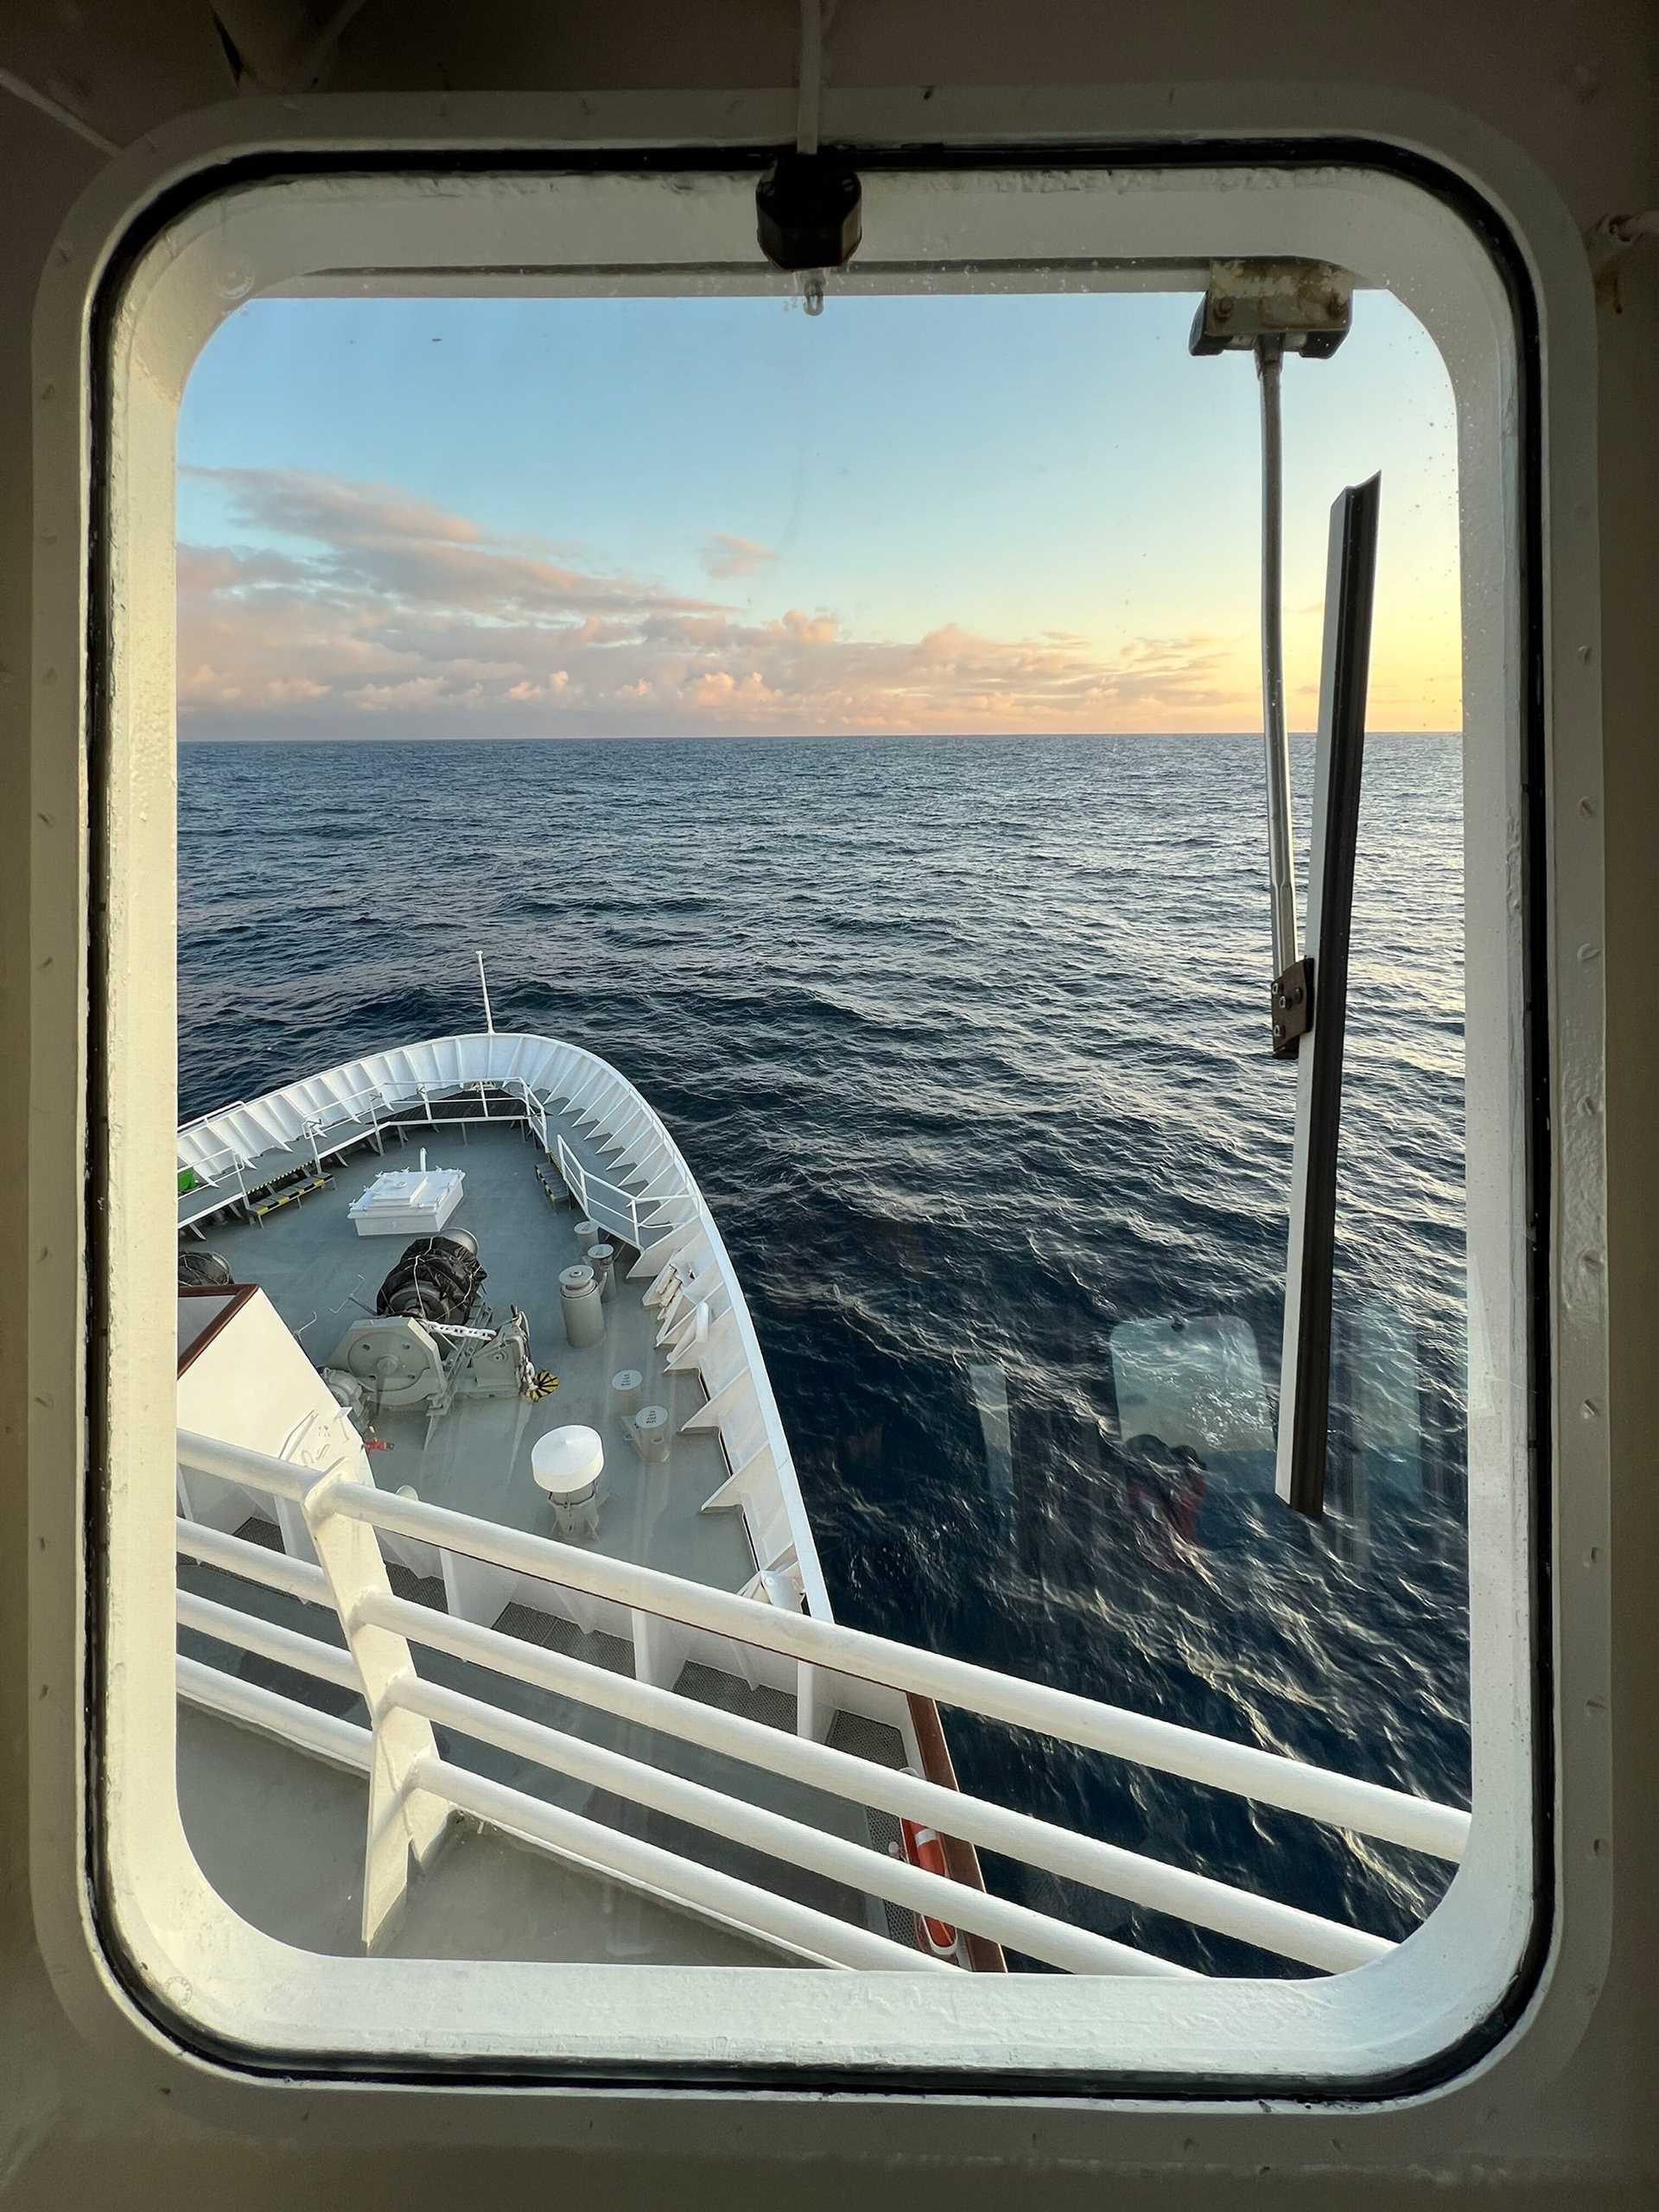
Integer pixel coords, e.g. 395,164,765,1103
176,1092,931,1967
176,1544,910,1964
196,1106,755,1594
177,1705,804,1967
175,1096,926,1965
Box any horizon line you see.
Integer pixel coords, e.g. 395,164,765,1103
176,726,1465,747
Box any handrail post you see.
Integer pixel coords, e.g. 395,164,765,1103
296,1462,452,1948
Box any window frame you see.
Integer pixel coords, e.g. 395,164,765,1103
25,86,1608,2144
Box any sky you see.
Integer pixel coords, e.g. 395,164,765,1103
176,289,1461,741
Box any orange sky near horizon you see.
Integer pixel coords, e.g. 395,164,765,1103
177,292,1463,741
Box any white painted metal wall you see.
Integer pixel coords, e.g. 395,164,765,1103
3,10,1647,2195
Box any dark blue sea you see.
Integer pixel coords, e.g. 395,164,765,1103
178,731,1467,1975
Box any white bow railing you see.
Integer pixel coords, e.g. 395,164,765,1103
556,1132,646,1249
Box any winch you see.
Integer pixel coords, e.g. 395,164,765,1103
321,1228,536,1441
374,1229,486,1326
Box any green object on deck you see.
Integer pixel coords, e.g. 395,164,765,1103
178,1167,198,1195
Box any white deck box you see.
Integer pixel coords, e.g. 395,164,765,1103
346,1166,465,1238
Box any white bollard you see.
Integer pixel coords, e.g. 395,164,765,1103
633,1404,671,1465
559,1263,605,1349
611,1366,644,1415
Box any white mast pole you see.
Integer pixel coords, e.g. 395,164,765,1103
476,950,494,1034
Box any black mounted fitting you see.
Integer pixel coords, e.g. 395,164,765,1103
756,150,862,273
1270,955,1315,1058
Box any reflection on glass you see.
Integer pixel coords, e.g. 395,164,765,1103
173,278,1467,1989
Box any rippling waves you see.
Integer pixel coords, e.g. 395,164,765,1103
179,731,1467,1974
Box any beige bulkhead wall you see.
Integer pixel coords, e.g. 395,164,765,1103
0,0,1654,2203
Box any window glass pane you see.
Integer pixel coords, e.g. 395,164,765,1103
172,275,1467,1996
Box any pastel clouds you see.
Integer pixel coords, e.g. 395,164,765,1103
176,467,1257,739
700,533,777,579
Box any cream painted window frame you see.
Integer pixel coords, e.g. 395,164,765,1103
27,87,1607,2140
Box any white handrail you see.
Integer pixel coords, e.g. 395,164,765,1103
392,1675,1192,1979
176,1442,450,1947
304,1082,385,1136
175,1650,949,1974
179,1593,1023,1970
556,1131,645,1248
179,1100,249,1133
178,1654,373,1774
175,1369,1468,1971
502,1077,550,1151
175,1506,1392,1971
358,1586,1389,1971
416,1753,949,1974
176,1430,1468,1874
179,1430,318,1503
183,1141,249,1187
329,1478,1469,1863
175,1515,331,1603
178,1588,361,1694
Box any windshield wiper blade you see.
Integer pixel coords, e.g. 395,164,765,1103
1276,473,1382,1519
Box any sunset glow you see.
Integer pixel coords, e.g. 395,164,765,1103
177,292,1461,741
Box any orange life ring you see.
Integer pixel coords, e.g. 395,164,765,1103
899,1816,961,1958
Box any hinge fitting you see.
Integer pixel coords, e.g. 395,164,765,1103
1188,261,1354,359
1271,957,1315,1058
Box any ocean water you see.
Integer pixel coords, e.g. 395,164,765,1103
178,731,1467,1974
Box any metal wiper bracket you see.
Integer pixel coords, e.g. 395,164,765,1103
1188,261,1354,359
1271,956,1315,1058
